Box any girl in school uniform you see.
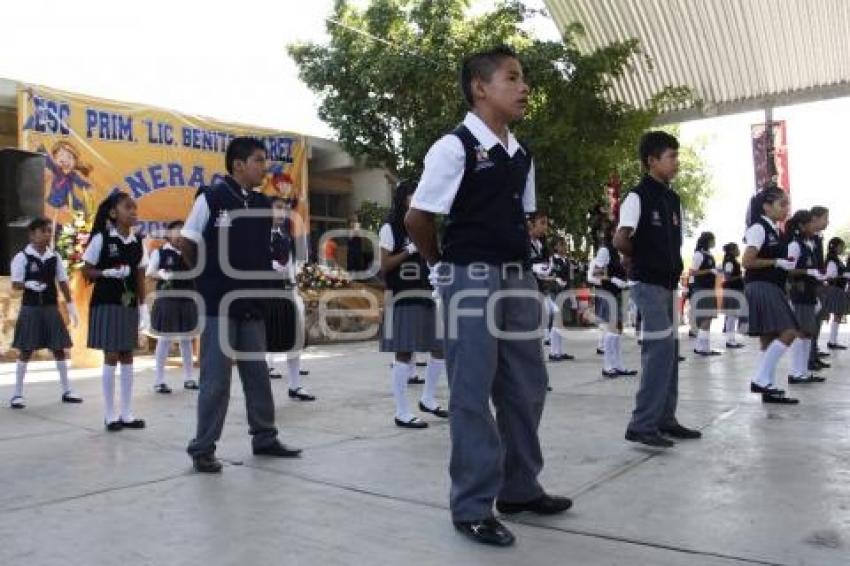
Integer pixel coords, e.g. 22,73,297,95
785,210,827,384
266,197,315,401
720,242,745,349
147,220,198,394
741,186,799,404
587,229,636,378
82,192,149,430
823,238,848,349
690,232,721,356
8,217,82,408
529,212,573,362
379,181,446,428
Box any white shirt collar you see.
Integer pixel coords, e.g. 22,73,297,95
463,112,524,157
760,215,778,232
24,244,55,261
161,242,179,254
108,226,138,245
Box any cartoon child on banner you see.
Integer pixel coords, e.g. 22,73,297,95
263,164,304,229
40,141,94,217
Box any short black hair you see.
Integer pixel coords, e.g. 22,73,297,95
27,217,50,232
810,205,829,218
527,210,548,222
639,131,679,168
225,136,266,175
460,45,520,108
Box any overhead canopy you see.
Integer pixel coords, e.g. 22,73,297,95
544,0,850,122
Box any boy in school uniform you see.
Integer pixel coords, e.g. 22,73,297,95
178,137,301,473
405,46,571,548
614,131,702,448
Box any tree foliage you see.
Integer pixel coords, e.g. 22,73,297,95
290,0,709,238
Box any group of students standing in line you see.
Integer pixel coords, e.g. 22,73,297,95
5,44,850,550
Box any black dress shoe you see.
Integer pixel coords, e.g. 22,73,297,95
762,391,799,404
725,342,744,349
61,391,83,403
288,387,316,401
268,369,283,379
678,356,686,362
625,429,675,447
693,349,722,356
253,442,302,458
121,418,146,429
184,379,199,390
193,454,223,473
395,416,428,429
615,368,638,376
750,382,785,395
407,375,425,385
496,493,573,515
299,369,310,375
154,383,172,394
601,369,620,378
453,518,515,547
817,350,830,358
415,361,428,367
419,402,448,418
660,424,702,439
788,374,826,384
827,342,847,350
596,348,605,355
105,420,123,432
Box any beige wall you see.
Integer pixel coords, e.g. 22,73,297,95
0,107,16,149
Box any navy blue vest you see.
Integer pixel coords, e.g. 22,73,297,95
744,218,787,287
789,237,818,304
722,256,744,292
197,177,273,318
91,232,144,306
21,252,59,306
629,175,684,290
383,221,431,305
270,220,294,268
692,249,716,290
440,125,532,266
156,246,194,291
600,244,626,296
827,253,846,288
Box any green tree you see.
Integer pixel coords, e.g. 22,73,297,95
289,0,708,236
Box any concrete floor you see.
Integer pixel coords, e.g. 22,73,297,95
1,326,848,566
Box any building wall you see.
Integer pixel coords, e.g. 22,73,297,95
0,107,16,149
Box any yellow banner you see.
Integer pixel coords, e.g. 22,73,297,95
17,84,309,234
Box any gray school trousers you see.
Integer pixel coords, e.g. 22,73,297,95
440,263,548,522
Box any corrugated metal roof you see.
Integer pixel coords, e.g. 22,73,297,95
545,0,850,121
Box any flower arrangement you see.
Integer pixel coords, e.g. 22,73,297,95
54,211,91,273
297,262,351,292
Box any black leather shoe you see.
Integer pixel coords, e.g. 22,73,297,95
253,442,302,458
762,391,799,404
61,391,83,403
678,356,686,362
660,424,702,439
154,383,172,394
788,374,826,384
596,348,605,355
407,375,425,385
817,350,830,358
453,518,515,547
625,429,675,448
809,360,830,370
395,416,428,429
419,402,448,418
193,454,223,473
615,368,638,376
601,369,620,378
268,369,283,379
750,382,785,395
299,369,310,375
496,493,573,515
693,349,722,356
121,418,146,429
105,420,123,432
827,342,847,350
415,361,428,367
725,342,744,349
184,380,199,390
288,387,316,401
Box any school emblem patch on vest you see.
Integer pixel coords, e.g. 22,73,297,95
108,243,119,257
651,210,662,226
474,144,494,171
672,212,680,226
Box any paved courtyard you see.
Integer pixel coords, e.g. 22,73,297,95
1,326,848,566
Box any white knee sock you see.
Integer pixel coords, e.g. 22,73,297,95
597,334,605,351
754,341,787,387
13,361,26,398
603,332,617,371
789,339,805,377
830,318,840,344
287,355,302,390
696,329,710,352
725,316,738,344
119,363,135,421
613,334,624,369
421,357,444,409
56,359,71,394
179,339,194,381
154,340,170,386
392,362,413,420
549,327,563,356
102,364,117,422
